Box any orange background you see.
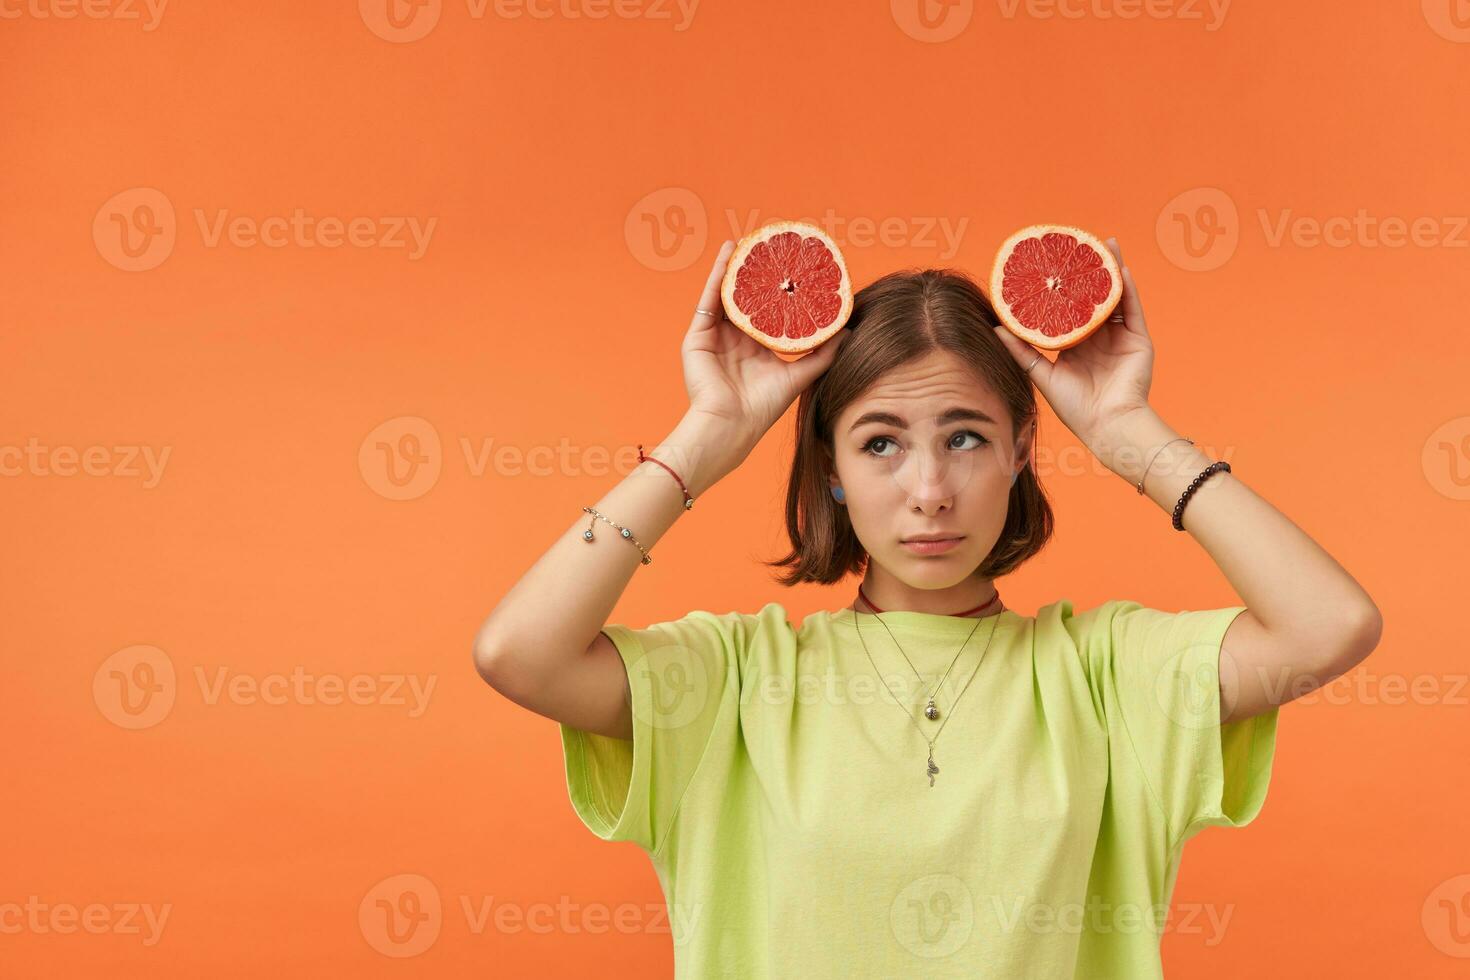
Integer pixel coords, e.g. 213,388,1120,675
4,0,1468,976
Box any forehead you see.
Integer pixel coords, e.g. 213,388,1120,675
837,349,1005,426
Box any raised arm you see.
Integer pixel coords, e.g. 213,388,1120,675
1086,404,1381,723
472,240,849,740
991,236,1382,725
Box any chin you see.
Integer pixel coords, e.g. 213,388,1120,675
890,549,976,583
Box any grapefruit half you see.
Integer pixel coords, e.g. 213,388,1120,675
988,224,1122,351
720,220,854,354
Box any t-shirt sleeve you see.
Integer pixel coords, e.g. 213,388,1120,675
557,607,752,856
1074,599,1280,851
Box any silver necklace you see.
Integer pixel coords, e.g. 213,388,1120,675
855,588,1001,722
849,603,1003,787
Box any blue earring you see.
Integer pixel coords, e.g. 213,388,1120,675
831,486,845,503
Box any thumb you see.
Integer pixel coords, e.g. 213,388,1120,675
786,328,850,391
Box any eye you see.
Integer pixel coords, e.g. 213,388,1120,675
861,436,898,458
861,430,988,458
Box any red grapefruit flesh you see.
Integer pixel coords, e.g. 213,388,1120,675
988,224,1122,351
720,220,854,354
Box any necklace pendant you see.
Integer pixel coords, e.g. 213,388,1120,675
924,698,940,721
926,755,939,787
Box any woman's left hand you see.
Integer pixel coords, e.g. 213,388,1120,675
990,236,1155,451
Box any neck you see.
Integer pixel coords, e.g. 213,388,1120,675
856,570,1001,618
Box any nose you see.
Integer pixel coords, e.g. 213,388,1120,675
899,447,967,513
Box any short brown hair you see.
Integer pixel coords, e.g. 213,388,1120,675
764,267,1055,587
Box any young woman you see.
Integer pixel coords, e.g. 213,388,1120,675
473,236,1382,978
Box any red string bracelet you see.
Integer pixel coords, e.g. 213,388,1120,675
637,444,694,510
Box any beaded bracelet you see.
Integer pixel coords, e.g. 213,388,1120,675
581,506,651,564
1172,461,1231,531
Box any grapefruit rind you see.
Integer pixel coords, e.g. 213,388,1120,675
719,220,854,355
988,224,1123,352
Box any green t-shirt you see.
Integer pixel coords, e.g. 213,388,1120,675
559,599,1279,978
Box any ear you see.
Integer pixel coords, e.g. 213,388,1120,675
824,445,845,500
1011,418,1036,481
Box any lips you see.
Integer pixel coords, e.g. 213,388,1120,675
900,536,964,555
902,535,964,543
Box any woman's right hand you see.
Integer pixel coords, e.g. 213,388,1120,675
680,239,850,449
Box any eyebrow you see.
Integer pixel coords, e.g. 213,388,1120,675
849,407,998,431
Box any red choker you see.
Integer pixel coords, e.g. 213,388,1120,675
856,583,1002,618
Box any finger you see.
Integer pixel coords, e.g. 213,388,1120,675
1102,237,1148,338
786,328,850,391
686,240,735,337
991,324,1053,394
1118,265,1150,338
